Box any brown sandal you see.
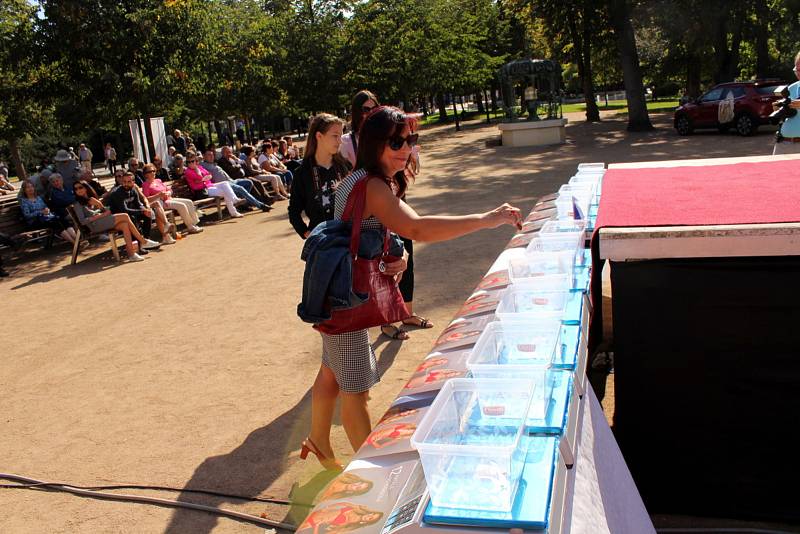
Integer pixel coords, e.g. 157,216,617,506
381,324,410,340
402,315,433,329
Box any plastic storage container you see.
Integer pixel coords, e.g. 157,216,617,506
527,219,587,264
411,378,534,512
507,250,574,290
556,184,595,220
467,320,559,418
577,162,605,170
495,284,569,321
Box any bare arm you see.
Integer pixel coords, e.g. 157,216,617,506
365,179,521,243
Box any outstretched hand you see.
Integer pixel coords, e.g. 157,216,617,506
484,203,523,230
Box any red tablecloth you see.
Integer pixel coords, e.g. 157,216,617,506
596,159,800,229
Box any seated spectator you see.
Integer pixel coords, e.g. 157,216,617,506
183,152,244,218
283,136,300,159
0,160,9,180
19,180,77,245
0,174,14,195
30,168,53,196
72,180,160,262
107,172,174,244
78,168,107,197
141,164,203,234
166,146,176,169
278,139,302,173
53,149,81,190
152,155,170,182
258,142,294,189
201,150,271,212
45,173,78,225
128,158,145,186
217,146,274,205
173,130,187,154
170,154,187,182
242,145,289,200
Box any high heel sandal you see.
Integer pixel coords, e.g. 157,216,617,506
300,438,343,471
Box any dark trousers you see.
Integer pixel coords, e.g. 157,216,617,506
130,213,152,239
107,159,117,173
398,237,414,303
0,232,14,270
31,215,67,234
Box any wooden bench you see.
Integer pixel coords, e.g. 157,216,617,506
0,200,54,251
169,178,223,221
66,205,123,265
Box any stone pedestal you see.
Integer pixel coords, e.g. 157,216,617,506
498,118,568,147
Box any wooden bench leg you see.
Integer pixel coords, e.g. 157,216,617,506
109,232,120,263
70,229,82,265
167,211,177,238
216,199,222,221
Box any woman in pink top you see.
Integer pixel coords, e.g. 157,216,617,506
183,152,244,218
141,164,203,234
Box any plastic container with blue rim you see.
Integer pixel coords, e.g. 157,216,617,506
411,378,534,512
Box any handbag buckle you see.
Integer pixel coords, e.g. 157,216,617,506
378,260,386,273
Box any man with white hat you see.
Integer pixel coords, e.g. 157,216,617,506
53,149,80,190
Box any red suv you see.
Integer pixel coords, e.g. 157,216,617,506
674,80,785,136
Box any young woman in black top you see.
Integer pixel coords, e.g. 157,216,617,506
288,114,350,239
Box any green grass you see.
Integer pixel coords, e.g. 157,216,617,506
561,99,679,114
417,99,680,127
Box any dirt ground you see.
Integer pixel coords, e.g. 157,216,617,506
0,111,783,534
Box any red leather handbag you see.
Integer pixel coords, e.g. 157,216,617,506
315,175,409,335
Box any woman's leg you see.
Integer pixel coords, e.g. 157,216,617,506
340,391,372,451
152,202,169,237
207,183,242,216
114,213,145,245
166,198,199,227
309,364,340,461
267,174,288,198
114,219,136,256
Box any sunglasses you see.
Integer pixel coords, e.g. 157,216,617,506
362,106,376,114
186,159,196,163
388,133,419,151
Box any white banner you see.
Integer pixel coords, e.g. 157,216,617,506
139,118,151,163
149,117,168,165
129,119,144,163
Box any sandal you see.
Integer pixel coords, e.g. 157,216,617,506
402,315,434,329
381,324,410,340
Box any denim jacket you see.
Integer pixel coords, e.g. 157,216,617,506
298,219,404,324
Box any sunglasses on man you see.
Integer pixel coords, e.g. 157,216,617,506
388,133,419,151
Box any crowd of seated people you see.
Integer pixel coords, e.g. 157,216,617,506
1,134,307,273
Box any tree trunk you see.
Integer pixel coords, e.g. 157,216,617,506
207,121,214,145
8,138,27,181
436,93,448,121
753,0,769,78
686,52,702,98
569,5,600,122
243,115,252,145
712,8,743,84
452,97,461,131
607,0,653,131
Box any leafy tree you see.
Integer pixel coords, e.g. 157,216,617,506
0,0,57,178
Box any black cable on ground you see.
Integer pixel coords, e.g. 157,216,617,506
0,481,290,505
0,473,296,531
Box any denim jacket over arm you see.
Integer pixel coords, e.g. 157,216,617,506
297,219,404,324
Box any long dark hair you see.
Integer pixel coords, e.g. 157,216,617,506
357,106,418,197
350,90,380,135
73,180,99,205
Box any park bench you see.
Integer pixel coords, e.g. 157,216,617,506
0,199,54,251
169,178,223,221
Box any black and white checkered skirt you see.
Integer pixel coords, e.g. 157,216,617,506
320,329,379,393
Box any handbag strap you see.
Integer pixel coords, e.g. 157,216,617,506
341,174,390,259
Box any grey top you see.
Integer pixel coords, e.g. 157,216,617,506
200,161,231,184
333,169,383,231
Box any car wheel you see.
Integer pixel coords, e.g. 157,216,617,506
675,115,692,135
735,114,758,136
